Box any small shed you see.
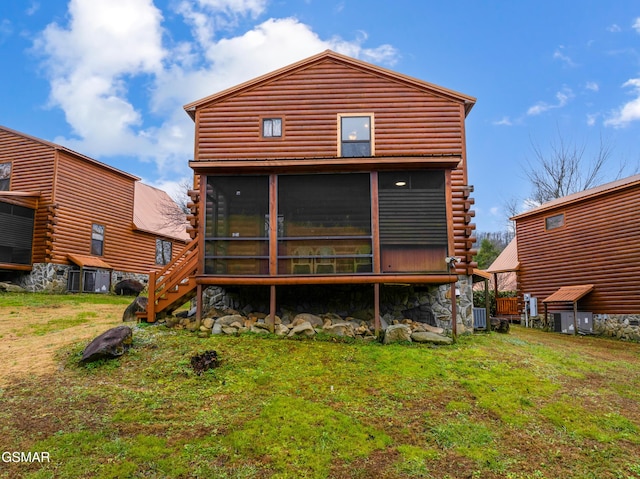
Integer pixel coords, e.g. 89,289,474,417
542,284,594,335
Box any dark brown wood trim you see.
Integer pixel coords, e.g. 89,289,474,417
370,171,381,274
195,274,459,286
269,174,278,275
190,156,461,174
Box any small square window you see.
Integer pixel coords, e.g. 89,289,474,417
0,162,11,191
545,213,565,231
262,118,282,137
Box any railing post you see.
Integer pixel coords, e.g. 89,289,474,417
147,270,156,323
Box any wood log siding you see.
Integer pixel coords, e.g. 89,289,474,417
194,60,464,160
0,129,56,264
1,127,186,275
516,183,640,314
192,59,476,274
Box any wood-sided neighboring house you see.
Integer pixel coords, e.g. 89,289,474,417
145,50,478,333
510,174,640,338
0,125,190,292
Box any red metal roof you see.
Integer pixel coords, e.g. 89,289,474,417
486,237,519,273
67,253,112,269
512,174,640,221
543,284,594,303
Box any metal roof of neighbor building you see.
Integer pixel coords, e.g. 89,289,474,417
133,182,190,242
486,237,519,273
67,253,113,269
512,174,640,220
543,284,594,303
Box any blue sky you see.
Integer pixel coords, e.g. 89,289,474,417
1,0,640,233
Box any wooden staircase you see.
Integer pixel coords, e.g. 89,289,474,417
143,237,200,322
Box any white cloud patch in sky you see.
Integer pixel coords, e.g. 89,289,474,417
633,18,640,33
493,116,512,126
33,0,397,181
605,78,640,127
608,23,622,33
585,81,599,92
527,87,574,116
553,47,576,67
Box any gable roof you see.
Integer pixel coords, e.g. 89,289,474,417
0,125,139,181
133,182,190,242
486,237,519,273
512,174,640,221
183,50,476,119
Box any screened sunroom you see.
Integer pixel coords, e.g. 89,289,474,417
203,170,449,277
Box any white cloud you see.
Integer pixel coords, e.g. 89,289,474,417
34,0,398,183
585,81,599,92
489,207,500,216
26,2,40,16
608,23,622,33
586,113,599,126
633,18,640,33
605,78,640,127
553,47,576,67
492,116,512,126
527,87,574,116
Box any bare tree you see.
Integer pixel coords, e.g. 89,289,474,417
158,179,193,230
524,129,621,205
504,129,638,226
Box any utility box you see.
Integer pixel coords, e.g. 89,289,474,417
552,311,593,334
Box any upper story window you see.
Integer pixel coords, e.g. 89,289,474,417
339,114,373,157
0,162,11,191
545,213,565,231
156,239,172,265
262,118,282,138
91,223,105,256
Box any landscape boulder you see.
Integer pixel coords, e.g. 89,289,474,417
411,331,453,345
122,296,148,322
491,318,510,333
383,324,412,344
114,279,145,296
81,325,133,363
0,282,26,293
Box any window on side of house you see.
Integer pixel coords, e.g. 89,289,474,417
156,239,172,265
0,162,11,191
545,213,565,231
262,118,282,138
91,223,105,256
340,114,373,157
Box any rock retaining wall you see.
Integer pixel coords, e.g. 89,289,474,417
200,276,474,335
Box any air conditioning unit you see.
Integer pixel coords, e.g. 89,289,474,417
552,311,593,334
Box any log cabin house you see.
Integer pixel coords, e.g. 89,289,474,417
508,174,640,337
145,50,478,332
0,125,190,292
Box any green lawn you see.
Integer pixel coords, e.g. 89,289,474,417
0,293,639,478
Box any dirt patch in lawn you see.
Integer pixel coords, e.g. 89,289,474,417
0,302,124,386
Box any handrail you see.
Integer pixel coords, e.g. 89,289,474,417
145,237,200,322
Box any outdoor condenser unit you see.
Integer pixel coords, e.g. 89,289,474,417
552,311,593,334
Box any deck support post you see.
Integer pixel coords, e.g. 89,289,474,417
269,285,276,333
450,281,457,341
374,283,381,336
147,270,156,323
196,284,203,323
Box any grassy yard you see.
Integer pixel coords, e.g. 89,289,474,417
0,293,639,479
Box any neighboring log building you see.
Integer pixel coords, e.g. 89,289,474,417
510,174,640,338
0,125,190,292
145,50,479,332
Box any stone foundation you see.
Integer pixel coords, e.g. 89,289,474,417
523,313,640,342
593,314,640,341
201,276,474,335
12,263,149,293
